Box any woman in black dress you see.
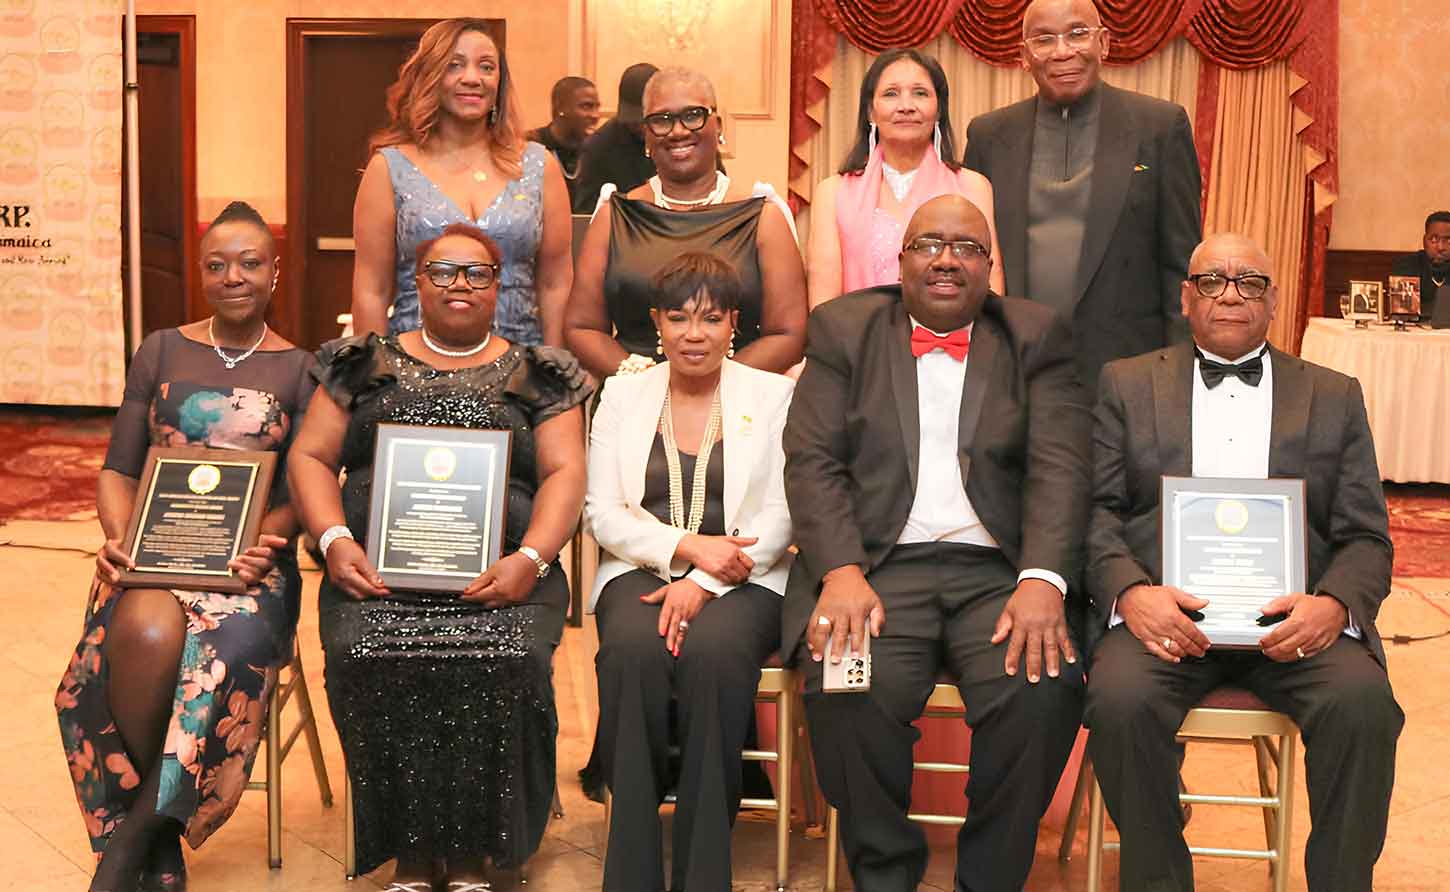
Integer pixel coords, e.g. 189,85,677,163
288,222,590,892
564,66,806,379
56,201,314,892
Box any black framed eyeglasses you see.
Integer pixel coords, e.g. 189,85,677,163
643,105,714,137
1188,272,1272,301
422,260,499,290
1023,26,1106,59
905,236,989,261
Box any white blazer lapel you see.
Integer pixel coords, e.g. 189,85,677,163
719,360,755,529
621,363,670,506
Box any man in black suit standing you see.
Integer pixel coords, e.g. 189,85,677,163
1085,232,1403,891
963,0,1201,389
783,194,1092,892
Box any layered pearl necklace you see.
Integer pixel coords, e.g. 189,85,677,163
659,386,723,533
651,172,730,209
421,327,492,358
210,318,268,369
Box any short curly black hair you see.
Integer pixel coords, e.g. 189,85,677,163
648,251,741,314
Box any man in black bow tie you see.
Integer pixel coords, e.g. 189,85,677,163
1084,232,1403,891
783,194,1092,891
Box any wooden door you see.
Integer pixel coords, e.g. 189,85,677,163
124,17,197,339
286,19,505,350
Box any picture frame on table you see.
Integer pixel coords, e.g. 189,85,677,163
1348,280,1383,325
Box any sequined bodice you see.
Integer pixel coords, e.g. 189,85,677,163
383,144,546,344
337,338,541,549
865,208,908,290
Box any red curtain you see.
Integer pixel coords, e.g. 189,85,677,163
947,0,1199,65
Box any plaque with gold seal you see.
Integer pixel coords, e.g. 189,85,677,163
1161,476,1307,648
366,424,512,593
118,447,277,594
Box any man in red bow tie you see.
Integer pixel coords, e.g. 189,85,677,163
782,194,1092,892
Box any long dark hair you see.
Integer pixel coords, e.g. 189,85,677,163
838,48,960,176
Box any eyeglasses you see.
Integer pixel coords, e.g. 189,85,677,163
643,106,714,137
422,260,499,290
905,236,989,261
1426,234,1450,246
1023,26,1106,59
1188,272,1272,301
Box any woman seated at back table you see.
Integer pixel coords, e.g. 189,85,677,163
585,251,795,891
288,222,590,892
565,65,805,379
56,201,315,892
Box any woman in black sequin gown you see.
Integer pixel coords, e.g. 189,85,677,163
289,223,590,892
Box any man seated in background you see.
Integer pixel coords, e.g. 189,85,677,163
528,76,599,207
1390,210,1450,323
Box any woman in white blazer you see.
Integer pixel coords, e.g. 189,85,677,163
585,252,794,892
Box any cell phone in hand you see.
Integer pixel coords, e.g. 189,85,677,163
822,632,871,693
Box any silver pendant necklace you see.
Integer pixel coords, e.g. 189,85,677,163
421,327,491,358
210,318,268,369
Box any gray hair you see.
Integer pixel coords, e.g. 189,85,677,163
641,66,718,112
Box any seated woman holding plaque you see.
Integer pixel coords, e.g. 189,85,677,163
55,201,315,892
585,252,794,891
287,222,590,892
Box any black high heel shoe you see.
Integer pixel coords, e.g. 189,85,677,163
137,834,186,892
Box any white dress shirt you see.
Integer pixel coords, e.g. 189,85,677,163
1110,344,1358,635
898,320,1068,596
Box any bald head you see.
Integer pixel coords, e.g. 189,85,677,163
1182,232,1277,360
1023,0,1102,37
904,194,989,248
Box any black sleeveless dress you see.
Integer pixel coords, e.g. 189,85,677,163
603,195,768,357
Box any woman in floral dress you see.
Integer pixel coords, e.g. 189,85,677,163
55,201,316,892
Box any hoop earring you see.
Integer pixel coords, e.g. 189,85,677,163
933,122,943,160
867,122,878,156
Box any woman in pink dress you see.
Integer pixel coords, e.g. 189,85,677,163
807,49,1004,308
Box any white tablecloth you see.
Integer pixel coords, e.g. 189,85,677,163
1298,317,1450,483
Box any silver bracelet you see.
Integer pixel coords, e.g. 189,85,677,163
318,525,354,557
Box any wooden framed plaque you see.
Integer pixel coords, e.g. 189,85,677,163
366,423,512,593
118,447,276,594
1162,476,1307,649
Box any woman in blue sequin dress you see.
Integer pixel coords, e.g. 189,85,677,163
289,223,590,892
350,18,572,346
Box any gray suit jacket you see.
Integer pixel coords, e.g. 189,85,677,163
1086,342,1393,664
780,287,1093,658
964,84,1201,389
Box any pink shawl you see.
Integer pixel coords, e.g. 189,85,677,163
835,143,964,293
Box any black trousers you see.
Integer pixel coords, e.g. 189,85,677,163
595,569,781,892
1085,625,1403,892
800,543,1084,892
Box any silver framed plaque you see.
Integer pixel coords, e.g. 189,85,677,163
1162,476,1307,649
366,423,512,593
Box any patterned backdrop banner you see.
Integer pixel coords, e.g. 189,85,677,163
0,0,126,407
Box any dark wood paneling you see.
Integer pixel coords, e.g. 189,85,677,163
1323,249,1401,317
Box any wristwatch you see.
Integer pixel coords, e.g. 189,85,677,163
318,525,354,557
517,545,551,578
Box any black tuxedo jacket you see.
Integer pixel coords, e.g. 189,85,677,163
1087,342,1394,664
780,287,1093,655
964,84,1201,389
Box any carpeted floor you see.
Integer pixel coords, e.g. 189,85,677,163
0,408,112,524
2,409,1449,577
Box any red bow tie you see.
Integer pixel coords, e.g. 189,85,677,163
910,326,971,361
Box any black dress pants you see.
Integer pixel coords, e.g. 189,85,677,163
800,543,1085,892
595,569,781,892
1085,625,1403,892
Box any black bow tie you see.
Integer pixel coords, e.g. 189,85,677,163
1196,348,1265,389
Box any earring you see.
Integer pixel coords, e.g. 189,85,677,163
644,146,651,159
933,122,943,160
488,106,497,127
718,133,726,146
656,331,664,356
727,332,736,359
868,122,878,156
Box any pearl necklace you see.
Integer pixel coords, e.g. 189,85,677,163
651,172,730,209
210,318,268,369
421,327,491,358
659,386,722,533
